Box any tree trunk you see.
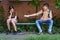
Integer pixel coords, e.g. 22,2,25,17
36,6,38,13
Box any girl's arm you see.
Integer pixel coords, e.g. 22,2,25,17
14,11,17,19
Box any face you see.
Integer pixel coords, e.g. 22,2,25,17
43,6,48,10
10,8,14,13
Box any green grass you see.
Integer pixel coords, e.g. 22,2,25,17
0,34,60,40
25,34,60,40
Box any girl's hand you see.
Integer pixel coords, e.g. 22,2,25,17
15,16,17,20
8,16,11,19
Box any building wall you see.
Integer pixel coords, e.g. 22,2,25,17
0,0,9,19
1,0,60,22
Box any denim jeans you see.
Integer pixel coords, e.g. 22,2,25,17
36,19,53,33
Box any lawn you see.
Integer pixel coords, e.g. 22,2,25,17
0,33,60,40
26,34,60,40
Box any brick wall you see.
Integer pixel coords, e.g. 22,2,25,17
0,0,60,22
1,0,9,19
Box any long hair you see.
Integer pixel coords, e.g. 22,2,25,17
9,5,14,12
8,6,15,16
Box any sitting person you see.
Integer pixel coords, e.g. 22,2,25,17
24,3,53,34
6,6,17,35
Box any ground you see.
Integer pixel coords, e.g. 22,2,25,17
0,32,60,40
0,32,35,40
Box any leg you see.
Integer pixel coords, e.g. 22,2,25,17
48,20,53,33
11,18,17,31
35,20,43,33
7,19,11,31
6,19,11,34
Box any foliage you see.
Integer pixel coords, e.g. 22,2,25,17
55,0,60,9
31,0,40,7
52,16,60,33
0,6,7,33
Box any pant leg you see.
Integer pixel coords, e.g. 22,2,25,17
35,20,43,33
47,20,53,32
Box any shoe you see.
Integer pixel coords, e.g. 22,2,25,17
6,30,11,35
13,31,17,35
38,32,43,35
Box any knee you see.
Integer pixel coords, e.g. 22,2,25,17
12,19,17,23
11,21,16,26
11,20,14,23
11,19,16,24
50,20,53,24
35,20,39,24
7,19,10,23
35,20,42,24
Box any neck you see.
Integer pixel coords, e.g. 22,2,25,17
44,9,49,11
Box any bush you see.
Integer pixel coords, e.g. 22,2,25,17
55,0,60,9
0,6,7,33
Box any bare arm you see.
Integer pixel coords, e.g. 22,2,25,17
49,11,53,19
15,16,17,19
24,10,42,17
14,12,17,19
8,11,12,19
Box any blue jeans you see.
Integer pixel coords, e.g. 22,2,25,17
36,19,53,33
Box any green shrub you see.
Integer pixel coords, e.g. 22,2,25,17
31,0,40,7
0,6,7,33
55,0,60,9
52,16,60,33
